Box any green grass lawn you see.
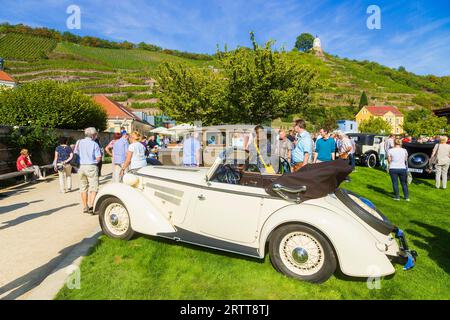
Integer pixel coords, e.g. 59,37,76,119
56,168,449,300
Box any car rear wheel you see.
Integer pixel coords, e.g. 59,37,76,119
269,224,337,283
99,197,135,240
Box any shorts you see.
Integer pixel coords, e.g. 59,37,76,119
78,165,99,192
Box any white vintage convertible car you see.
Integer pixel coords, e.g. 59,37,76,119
94,148,416,283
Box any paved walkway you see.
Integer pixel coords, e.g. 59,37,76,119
0,164,112,300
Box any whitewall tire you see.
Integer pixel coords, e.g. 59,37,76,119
269,224,337,283
99,197,135,240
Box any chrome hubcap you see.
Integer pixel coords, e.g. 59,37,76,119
279,232,324,276
292,247,309,264
110,214,119,226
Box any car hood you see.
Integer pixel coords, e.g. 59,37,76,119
136,166,210,185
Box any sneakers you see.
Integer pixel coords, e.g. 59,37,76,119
82,207,89,214
394,198,400,201
405,198,410,202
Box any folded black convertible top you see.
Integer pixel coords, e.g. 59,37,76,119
265,160,353,201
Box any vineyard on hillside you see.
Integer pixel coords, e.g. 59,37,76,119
1,32,449,115
0,33,57,60
55,42,211,70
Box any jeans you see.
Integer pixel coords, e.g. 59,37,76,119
389,168,409,199
379,154,386,170
435,163,449,189
349,153,356,171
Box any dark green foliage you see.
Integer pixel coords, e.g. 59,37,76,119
359,117,392,134
0,81,107,131
8,125,58,163
294,33,315,52
359,91,369,108
403,108,449,136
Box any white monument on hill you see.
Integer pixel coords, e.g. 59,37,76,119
312,35,324,57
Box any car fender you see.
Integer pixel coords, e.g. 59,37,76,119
258,203,396,278
94,183,176,235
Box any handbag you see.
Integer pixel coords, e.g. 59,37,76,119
428,144,440,171
339,152,349,160
426,144,440,173
70,140,81,169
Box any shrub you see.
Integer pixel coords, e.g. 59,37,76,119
0,81,107,131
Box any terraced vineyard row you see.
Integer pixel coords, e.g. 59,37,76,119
0,33,57,60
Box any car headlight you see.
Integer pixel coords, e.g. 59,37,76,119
123,174,140,188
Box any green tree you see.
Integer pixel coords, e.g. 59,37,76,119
359,117,392,134
403,108,449,136
294,33,315,52
0,81,107,130
359,91,369,108
156,63,227,125
157,33,320,125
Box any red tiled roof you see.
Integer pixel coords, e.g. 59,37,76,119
93,95,142,121
365,106,403,116
0,71,15,83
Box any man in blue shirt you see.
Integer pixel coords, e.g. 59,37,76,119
183,132,202,167
75,127,102,214
292,119,313,172
313,128,336,163
106,132,130,183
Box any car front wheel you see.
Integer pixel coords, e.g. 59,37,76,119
99,197,135,240
269,224,337,283
366,153,378,168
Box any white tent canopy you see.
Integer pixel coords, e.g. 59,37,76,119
150,127,174,135
168,123,197,132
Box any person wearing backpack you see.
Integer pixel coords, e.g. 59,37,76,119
53,136,74,193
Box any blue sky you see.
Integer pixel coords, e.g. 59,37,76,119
1,0,449,76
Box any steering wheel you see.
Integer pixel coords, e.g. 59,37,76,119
214,164,241,184
279,157,291,174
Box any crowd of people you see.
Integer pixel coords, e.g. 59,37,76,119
15,120,449,213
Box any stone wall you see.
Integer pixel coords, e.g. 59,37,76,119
0,126,114,174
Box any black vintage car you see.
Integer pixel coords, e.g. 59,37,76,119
347,134,387,168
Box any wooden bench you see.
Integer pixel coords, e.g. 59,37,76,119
0,170,33,183
39,164,55,178
0,164,55,183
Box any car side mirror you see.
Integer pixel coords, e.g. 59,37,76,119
272,184,307,203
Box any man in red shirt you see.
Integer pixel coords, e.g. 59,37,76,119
16,149,44,181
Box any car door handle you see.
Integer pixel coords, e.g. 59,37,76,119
198,194,206,200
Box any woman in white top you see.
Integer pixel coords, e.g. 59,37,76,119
387,139,409,201
120,131,147,176
430,136,450,189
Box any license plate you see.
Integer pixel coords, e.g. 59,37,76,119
408,168,423,173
